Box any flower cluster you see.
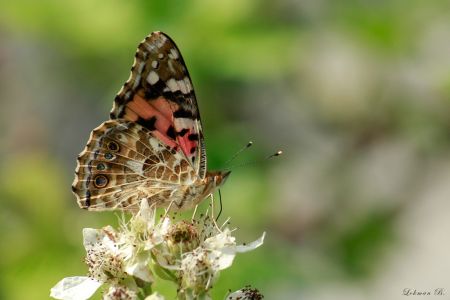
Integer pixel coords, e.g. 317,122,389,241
50,200,265,300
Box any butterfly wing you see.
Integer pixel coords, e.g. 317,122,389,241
110,31,207,179
73,120,197,211
73,32,209,211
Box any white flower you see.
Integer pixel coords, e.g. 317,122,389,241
202,229,266,270
50,226,127,300
119,200,170,282
226,285,264,300
177,228,266,295
83,226,127,283
124,254,153,283
153,219,201,270
152,213,266,298
51,199,267,300
120,200,170,253
50,276,102,300
122,200,165,247
50,211,156,300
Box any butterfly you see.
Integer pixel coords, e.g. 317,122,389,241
72,31,230,212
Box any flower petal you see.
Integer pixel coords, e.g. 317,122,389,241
139,198,154,221
226,286,264,299
235,232,265,252
210,250,235,270
145,292,165,300
159,217,171,234
83,226,117,252
125,261,153,282
203,229,235,250
82,228,102,249
50,276,102,300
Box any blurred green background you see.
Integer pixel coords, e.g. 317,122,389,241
1,1,450,299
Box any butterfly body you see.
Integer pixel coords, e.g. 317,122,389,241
72,32,229,212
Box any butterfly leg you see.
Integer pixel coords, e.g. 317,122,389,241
209,194,221,231
191,204,199,221
162,198,176,219
215,189,223,222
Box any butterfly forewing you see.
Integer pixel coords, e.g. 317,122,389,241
110,32,206,178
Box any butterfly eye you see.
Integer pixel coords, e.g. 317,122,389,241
107,141,120,152
93,174,109,188
104,153,115,160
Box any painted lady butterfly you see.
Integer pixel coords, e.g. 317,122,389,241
72,32,230,212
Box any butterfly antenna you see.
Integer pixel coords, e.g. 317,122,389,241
227,150,283,170
216,189,223,222
224,141,253,166
267,150,283,159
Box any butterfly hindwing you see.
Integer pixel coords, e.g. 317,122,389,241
110,31,206,179
73,119,198,211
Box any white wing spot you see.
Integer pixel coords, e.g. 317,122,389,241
149,137,163,152
166,77,192,94
183,77,192,92
168,60,176,73
115,133,128,143
167,78,179,92
173,151,184,161
180,77,191,94
155,35,167,48
166,78,191,94
168,48,179,59
158,53,164,59
147,71,159,84
151,60,158,69
174,117,195,130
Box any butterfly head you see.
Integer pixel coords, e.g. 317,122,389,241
213,170,231,187
203,170,231,196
